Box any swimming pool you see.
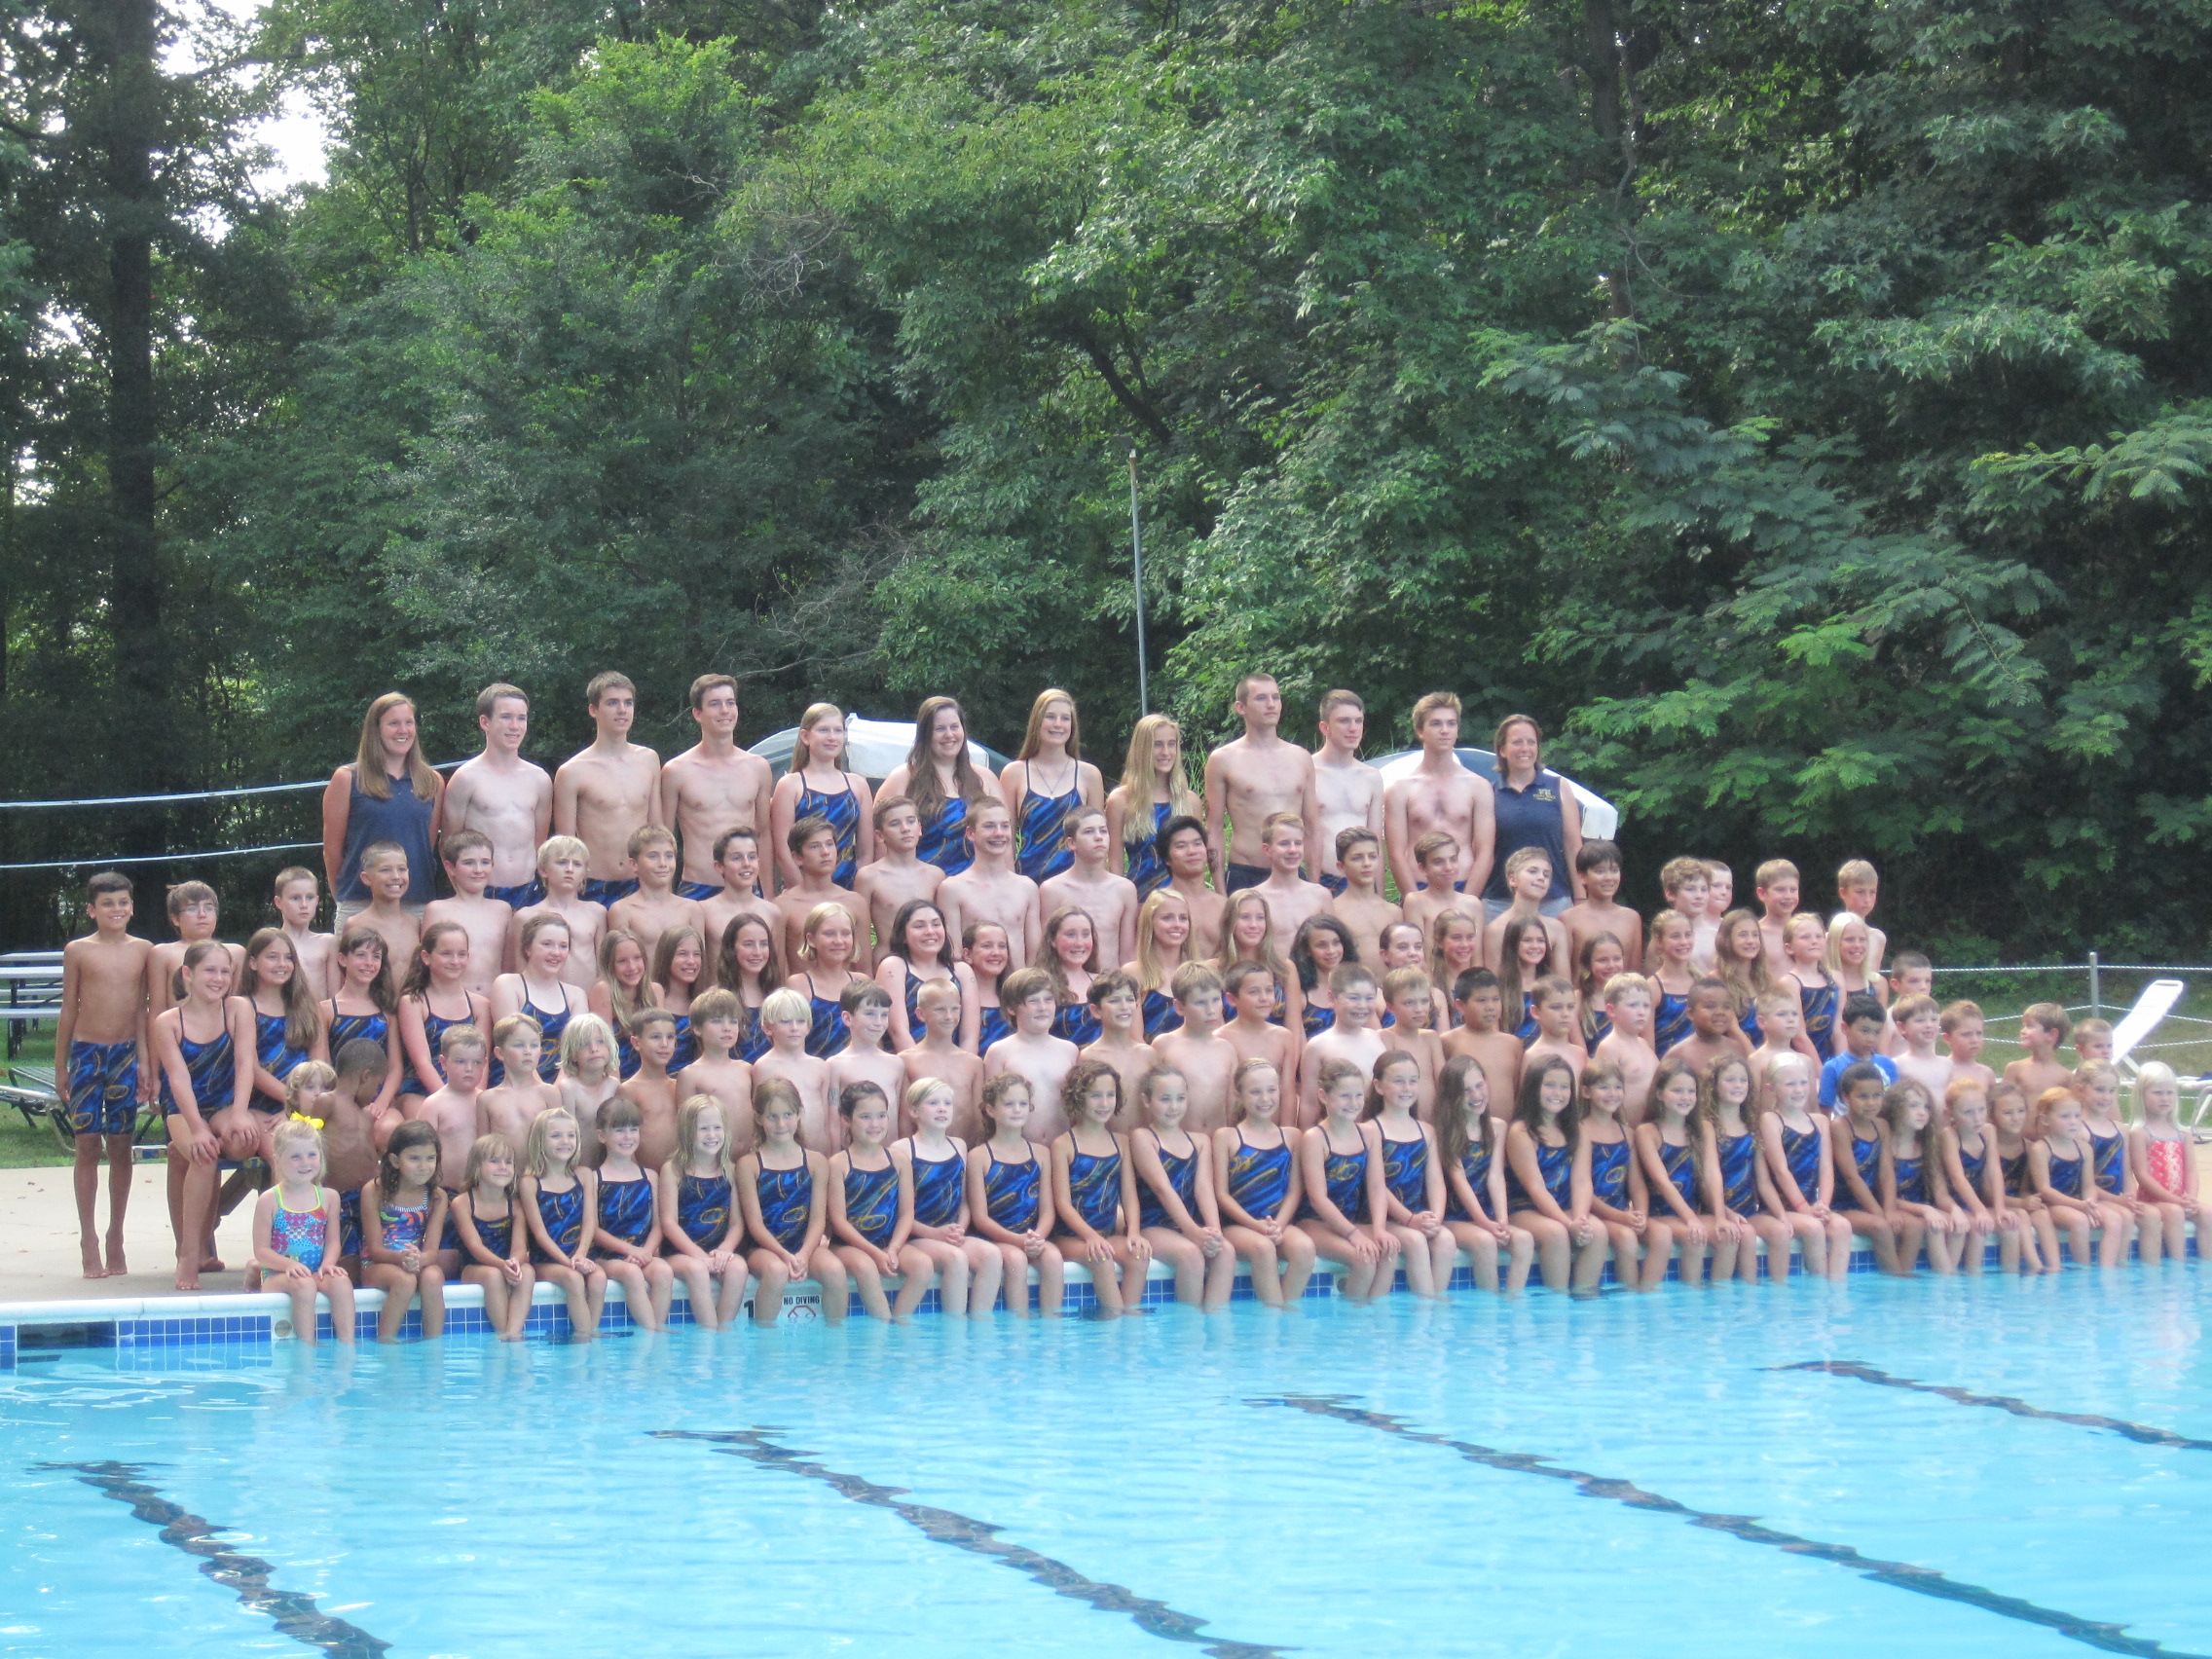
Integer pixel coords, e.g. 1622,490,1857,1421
4,1271,2206,1658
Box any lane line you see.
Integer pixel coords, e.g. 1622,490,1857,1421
32,1460,390,1657
1250,1395,2204,1659
1774,1360,2212,1452
651,1429,1288,1658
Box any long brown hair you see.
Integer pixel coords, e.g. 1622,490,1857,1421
1014,687,1083,764
353,692,439,802
904,696,988,827
245,927,320,1052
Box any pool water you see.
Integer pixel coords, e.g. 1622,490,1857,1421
4,1270,2207,1658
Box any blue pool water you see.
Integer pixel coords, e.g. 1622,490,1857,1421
3,1270,2207,1658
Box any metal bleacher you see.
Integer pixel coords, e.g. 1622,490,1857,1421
0,951,68,1146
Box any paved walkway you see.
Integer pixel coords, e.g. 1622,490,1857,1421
0,1160,264,1305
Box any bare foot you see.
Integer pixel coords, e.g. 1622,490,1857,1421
104,1236,129,1275
174,1263,201,1292
201,1255,225,1272
82,1244,108,1279
241,1267,262,1292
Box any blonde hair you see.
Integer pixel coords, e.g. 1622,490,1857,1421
596,930,658,1028
798,903,856,966
1823,910,1871,980
270,1117,324,1163
761,987,811,1026
904,1075,956,1118
1015,687,1083,764
559,1013,616,1080
792,703,848,774
523,1107,580,1179
284,1060,337,1107
1116,715,1199,842
1213,889,1293,984
1133,888,1192,995
461,1132,519,1195
675,1094,735,1182
353,691,439,802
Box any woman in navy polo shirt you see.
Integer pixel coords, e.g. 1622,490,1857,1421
1481,714,1582,923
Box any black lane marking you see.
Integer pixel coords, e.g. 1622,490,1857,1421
1251,1395,2203,1659
651,1429,1288,1658
1776,1360,2212,1453
32,1460,389,1657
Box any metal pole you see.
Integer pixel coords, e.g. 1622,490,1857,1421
2088,950,2101,1021
1127,445,1150,716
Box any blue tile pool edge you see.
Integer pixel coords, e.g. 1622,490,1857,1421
0,1226,2193,1363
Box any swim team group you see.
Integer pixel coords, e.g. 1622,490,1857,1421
49,674,2200,1341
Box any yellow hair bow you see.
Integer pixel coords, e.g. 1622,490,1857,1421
289,1112,325,1129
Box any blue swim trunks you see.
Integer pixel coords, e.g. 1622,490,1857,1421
1225,862,1270,894
1319,872,1347,897
68,1041,138,1136
582,876,640,908
675,880,719,902
337,1190,363,1260
487,878,546,909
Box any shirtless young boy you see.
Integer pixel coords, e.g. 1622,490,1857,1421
478,1014,560,1155
1671,979,1753,1078
149,881,246,1023
1383,690,1495,903
680,987,757,1152
1442,968,1524,1130
775,818,875,973
512,836,603,989
1299,964,1386,1129
697,829,783,983
899,977,982,1142
273,867,337,1003
1309,689,1383,895
1252,814,1333,961
1219,961,1298,1091
615,1008,682,1169
1590,973,1658,1125
1327,829,1400,968
1041,806,1140,970
1081,971,1158,1128
1659,857,1715,974
424,830,511,998
412,1026,490,1208
1940,1000,1996,1093
1562,839,1641,974
828,982,906,1136
1159,816,1228,960
608,826,707,964
1152,964,1240,1136
352,842,423,970
754,987,835,1155
857,795,944,955
1754,858,1802,977
1889,994,1954,1104
1203,672,1316,894
2004,1003,2075,1104
982,967,1079,1143
1520,977,1587,1082
322,1039,390,1272
1481,848,1570,975
554,671,661,908
438,683,553,909
57,870,152,1277
1401,834,1465,954
937,798,1041,973
1834,858,1889,978
658,673,777,901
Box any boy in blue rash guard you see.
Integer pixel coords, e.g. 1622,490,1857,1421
58,870,153,1280
1819,994,1896,1109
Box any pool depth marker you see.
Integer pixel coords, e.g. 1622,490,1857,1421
31,1460,389,1658
1250,1395,2203,1659
650,1429,1288,1659
1775,1359,2212,1452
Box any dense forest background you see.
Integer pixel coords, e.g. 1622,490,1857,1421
0,0,2208,960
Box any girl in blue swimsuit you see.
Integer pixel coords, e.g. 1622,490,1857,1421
1574,1058,1648,1289
1702,1052,1788,1282
1130,1066,1234,1309
1107,713,1198,899
659,1095,750,1329
1043,906,1102,1048
1435,1056,1534,1294
1292,915,1354,1039
450,1130,535,1341
965,921,1016,1056
828,1082,932,1322
771,704,874,890
1131,890,1192,1042
1643,910,1699,1055
360,1119,449,1343
396,922,489,1107
1051,1059,1149,1316
1212,1057,1317,1306
1756,1052,1853,1280
1504,1053,1604,1293
521,1106,608,1338
1365,1051,1456,1298
898,1076,1002,1316
891,696,997,877
739,1079,849,1327
1635,1055,1717,1285
242,928,323,1115
966,1074,1066,1316
1295,1057,1396,1303
322,925,401,1120
1002,688,1099,884
590,1097,676,1330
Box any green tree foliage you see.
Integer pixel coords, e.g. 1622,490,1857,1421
3,0,2210,958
